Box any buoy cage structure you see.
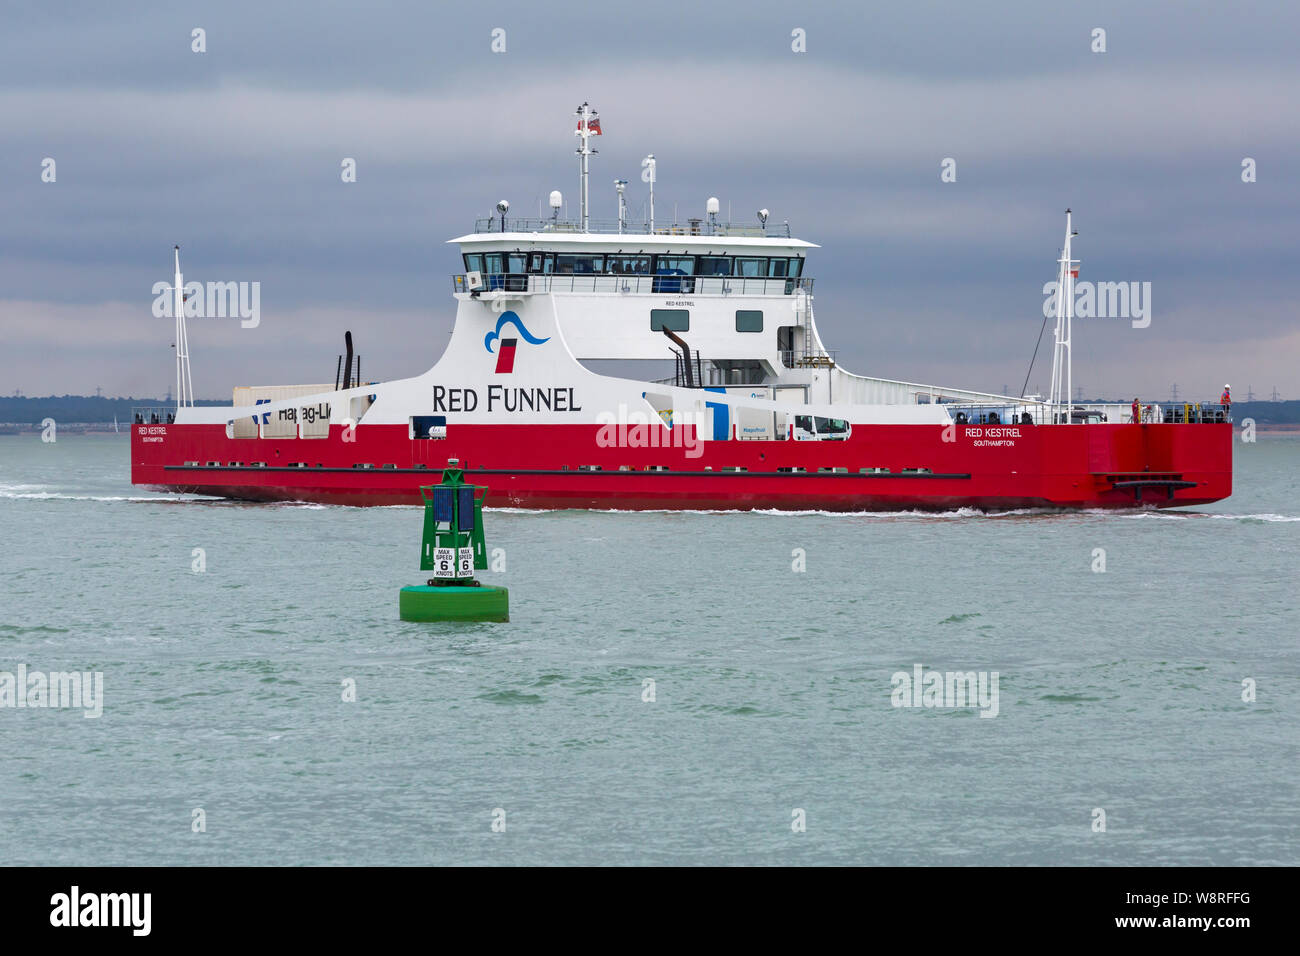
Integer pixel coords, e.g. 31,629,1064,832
398,462,508,622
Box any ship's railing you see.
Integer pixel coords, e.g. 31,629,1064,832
666,347,705,389
452,273,812,296
942,401,1233,425
940,403,1042,425
780,349,838,369
651,361,768,389
132,406,176,425
1146,402,1232,424
473,217,792,238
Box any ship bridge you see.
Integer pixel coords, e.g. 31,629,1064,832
448,221,1011,408
450,223,817,384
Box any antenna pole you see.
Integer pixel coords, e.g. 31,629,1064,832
642,154,656,233
1066,211,1073,424
574,103,597,233
172,245,194,410
1048,211,1077,421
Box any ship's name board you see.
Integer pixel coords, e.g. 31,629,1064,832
966,425,1021,447
432,385,583,413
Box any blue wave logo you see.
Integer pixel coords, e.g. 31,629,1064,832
484,311,550,353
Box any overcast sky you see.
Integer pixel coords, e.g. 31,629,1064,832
3,0,1297,401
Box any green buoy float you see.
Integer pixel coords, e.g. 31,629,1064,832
399,459,509,622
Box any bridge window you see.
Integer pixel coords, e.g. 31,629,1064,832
464,253,484,273
607,255,650,274
483,253,527,290
556,254,604,274
765,257,804,278
653,255,694,275
696,256,732,276
652,256,696,293
651,309,689,332
736,310,763,332
528,253,554,273
735,257,767,277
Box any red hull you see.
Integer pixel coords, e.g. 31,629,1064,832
131,421,1232,510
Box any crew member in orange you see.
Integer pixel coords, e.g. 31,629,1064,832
1221,384,1231,412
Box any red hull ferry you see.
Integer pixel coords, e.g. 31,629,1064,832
133,114,1232,511
133,419,1230,510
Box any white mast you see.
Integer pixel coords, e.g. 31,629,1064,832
574,102,598,233
171,245,194,410
615,179,627,234
642,154,656,232
1048,211,1078,422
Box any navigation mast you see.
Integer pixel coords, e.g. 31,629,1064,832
574,103,599,232
1048,211,1078,422
615,179,628,234
169,245,194,410
642,154,656,232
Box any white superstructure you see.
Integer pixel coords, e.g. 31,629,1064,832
169,105,1138,438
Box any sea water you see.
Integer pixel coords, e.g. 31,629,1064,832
0,434,1296,865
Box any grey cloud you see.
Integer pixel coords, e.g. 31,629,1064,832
2,1,1296,401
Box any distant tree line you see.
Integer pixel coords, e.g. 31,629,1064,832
1233,400,1300,424
0,395,226,424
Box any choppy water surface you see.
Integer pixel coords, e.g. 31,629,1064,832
0,434,1296,865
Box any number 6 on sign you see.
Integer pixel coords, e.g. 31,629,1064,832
457,548,474,577
433,546,456,579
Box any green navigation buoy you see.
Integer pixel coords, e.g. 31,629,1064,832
399,459,509,622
